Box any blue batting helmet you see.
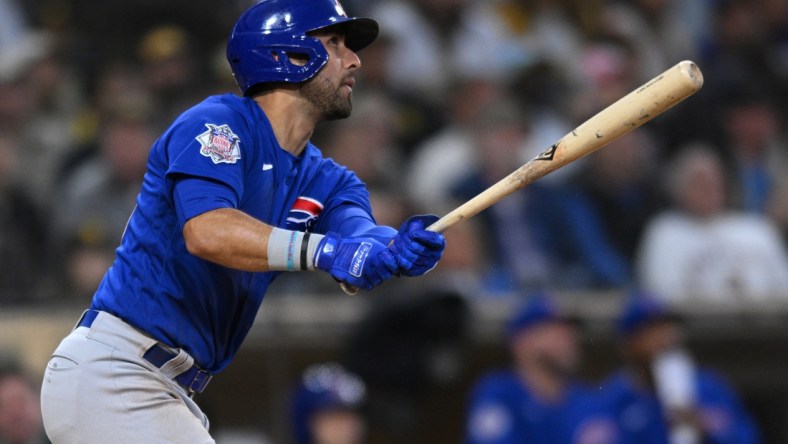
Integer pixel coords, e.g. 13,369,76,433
226,0,379,95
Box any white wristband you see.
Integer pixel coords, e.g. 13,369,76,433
267,228,324,271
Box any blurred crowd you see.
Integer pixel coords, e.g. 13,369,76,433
1,0,787,307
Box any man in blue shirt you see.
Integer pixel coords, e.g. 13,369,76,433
465,295,619,444
39,1,445,442
603,295,760,444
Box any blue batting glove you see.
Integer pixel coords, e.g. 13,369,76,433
314,232,399,291
390,215,445,277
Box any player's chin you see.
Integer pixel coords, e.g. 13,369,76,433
324,97,353,120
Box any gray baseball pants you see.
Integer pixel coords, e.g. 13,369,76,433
40,311,215,443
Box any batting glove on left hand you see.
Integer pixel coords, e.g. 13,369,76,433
390,214,445,277
314,232,399,291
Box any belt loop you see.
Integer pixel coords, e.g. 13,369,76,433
74,309,99,331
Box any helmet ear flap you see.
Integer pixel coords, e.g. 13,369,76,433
230,36,329,96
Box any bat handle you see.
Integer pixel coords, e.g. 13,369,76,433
337,221,448,295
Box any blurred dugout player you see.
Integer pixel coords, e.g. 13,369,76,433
291,363,367,444
466,295,619,444
603,295,760,444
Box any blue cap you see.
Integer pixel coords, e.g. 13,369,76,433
616,294,679,337
506,294,574,338
291,363,366,444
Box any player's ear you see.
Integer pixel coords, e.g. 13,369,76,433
286,52,310,67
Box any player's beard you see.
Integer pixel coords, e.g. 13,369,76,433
301,72,353,121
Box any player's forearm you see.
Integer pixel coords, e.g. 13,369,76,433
183,208,274,272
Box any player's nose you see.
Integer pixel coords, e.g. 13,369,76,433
342,45,361,71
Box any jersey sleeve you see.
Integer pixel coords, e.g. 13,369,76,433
172,177,238,227
311,156,397,242
320,204,397,244
162,101,254,206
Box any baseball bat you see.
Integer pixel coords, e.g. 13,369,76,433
341,60,704,294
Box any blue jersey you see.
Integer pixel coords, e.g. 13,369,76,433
91,94,383,373
603,369,760,444
466,370,620,444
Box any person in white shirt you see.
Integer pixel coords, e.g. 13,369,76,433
636,144,788,302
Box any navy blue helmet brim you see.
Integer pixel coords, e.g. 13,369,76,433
309,17,379,52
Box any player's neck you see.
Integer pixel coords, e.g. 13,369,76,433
253,91,316,156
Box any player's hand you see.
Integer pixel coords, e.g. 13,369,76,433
390,215,445,276
314,232,399,291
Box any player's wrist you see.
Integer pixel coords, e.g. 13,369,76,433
313,232,340,272
267,227,324,271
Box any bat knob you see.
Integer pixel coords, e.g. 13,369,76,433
340,282,359,295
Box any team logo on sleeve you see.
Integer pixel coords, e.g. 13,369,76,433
196,123,241,164
287,196,324,231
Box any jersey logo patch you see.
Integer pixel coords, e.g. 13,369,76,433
287,196,324,231
196,123,241,164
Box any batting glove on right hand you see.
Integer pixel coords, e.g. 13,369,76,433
314,232,399,291
390,214,445,277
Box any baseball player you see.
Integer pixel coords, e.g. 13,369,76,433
603,295,760,444
465,295,620,444
39,1,445,442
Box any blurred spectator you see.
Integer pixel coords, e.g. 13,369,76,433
291,362,367,444
465,294,619,444
0,28,85,210
367,188,412,230
318,92,405,190
720,87,788,215
349,30,443,152
603,295,760,444
509,65,575,184
449,99,557,290
457,0,592,85
136,25,206,122
448,95,635,291
368,0,468,101
558,130,664,289
89,61,153,119
18,34,85,208
603,0,707,83
50,107,155,301
406,77,505,212
419,218,511,297
60,61,154,178
705,0,786,98
0,360,47,444
636,145,788,301
572,37,640,123
0,132,48,305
